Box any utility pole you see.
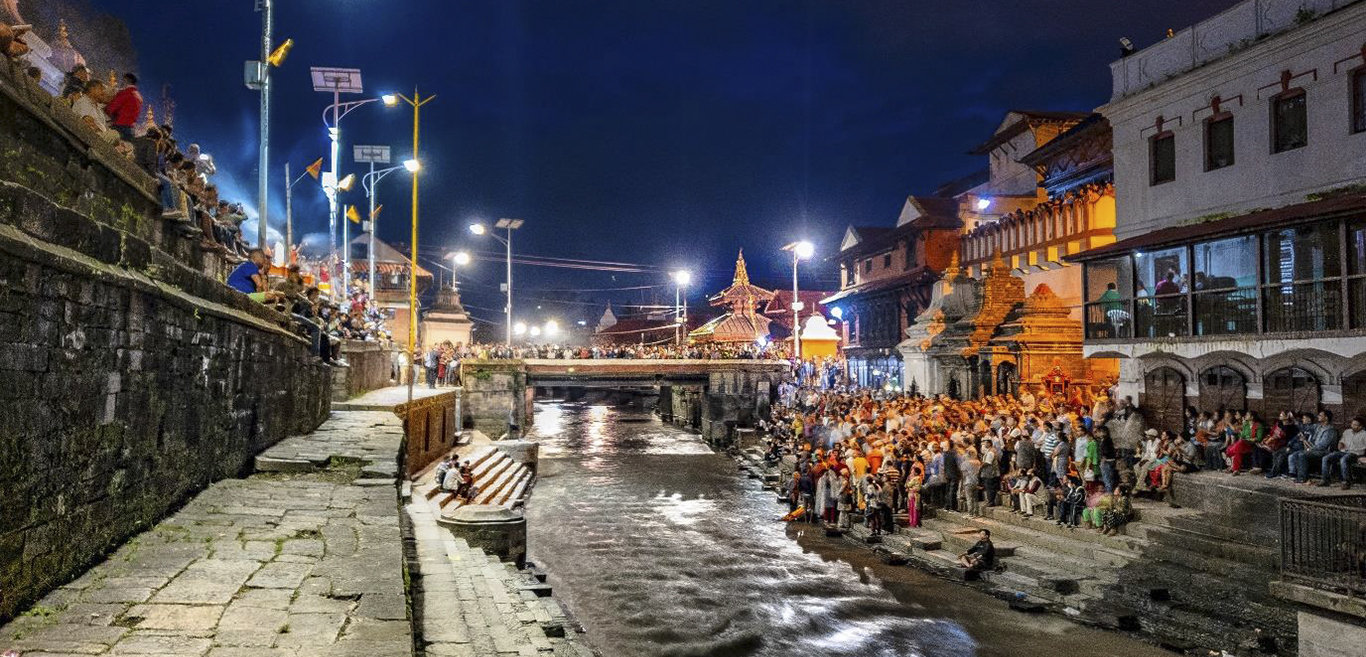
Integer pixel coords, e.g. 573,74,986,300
256,0,271,251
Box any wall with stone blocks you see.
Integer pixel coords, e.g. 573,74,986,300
0,63,331,622
334,340,395,401
396,391,460,475
459,362,532,438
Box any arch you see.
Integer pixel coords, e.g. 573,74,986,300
1344,370,1366,424
1143,366,1187,433
1257,349,1342,385
1198,365,1247,413
1136,353,1196,383
1263,366,1322,418
1188,351,1259,383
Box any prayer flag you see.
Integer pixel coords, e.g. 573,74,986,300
305,157,323,180
346,205,360,224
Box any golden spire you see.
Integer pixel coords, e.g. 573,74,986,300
990,248,1010,275
141,104,155,133
56,20,70,45
943,250,961,279
107,69,118,88
733,249,750,286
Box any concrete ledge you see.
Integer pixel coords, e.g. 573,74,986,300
1272,581,1366,620
437,504,528,567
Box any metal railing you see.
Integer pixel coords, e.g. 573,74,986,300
1280,495,1366,596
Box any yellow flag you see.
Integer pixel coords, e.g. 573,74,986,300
305,157,323,180
346,205,361,224
370,204,383,219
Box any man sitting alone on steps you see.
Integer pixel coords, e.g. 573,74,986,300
958,529,995,572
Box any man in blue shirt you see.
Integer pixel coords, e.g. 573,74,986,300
1291,410,1338,484
226,249,268,295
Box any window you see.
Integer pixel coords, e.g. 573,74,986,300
1150,133,1175,185
883,253,892,268
1271,92,1307,153
905,239,918,270
1193,235,1257,335
1350,219,1366,328
1352,68,1366,134
1083,256,1135,339
1264,222,1342,332
864,259,872,274
1204,116,1234,170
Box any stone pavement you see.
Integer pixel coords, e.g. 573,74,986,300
406,497,594,657
333,385,448,411
255,411,407,480
0,412,412,657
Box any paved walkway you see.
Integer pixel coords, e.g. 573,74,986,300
406,498,593,657
0,412,411,657
334,385,449,411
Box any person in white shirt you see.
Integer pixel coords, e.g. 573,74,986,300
1322,417,1366,489
70,80,115,141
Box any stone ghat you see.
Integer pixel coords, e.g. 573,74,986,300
0,410,411,657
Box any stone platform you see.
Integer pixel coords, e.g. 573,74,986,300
0,412,411,657
333,385,449,411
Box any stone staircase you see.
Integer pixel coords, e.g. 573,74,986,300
736,447,1300,655
414,444,535,518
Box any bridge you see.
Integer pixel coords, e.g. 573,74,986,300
459,359,790,442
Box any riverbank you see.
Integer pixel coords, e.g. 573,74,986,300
732,444,1299,657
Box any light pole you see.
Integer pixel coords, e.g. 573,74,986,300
671,270,691,346
359,147,418,295
389,88,436,404
282,159,318,258
311,68,395,297
781,241,815,360
255,0,271,251
470,218,523,345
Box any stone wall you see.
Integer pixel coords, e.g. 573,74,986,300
333,340,395,401
459,361,532,438
0,62,331,622
396,391,460,475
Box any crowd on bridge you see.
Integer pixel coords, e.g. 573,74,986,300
764,383,1366,563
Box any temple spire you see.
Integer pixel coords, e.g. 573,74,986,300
733,249,750,286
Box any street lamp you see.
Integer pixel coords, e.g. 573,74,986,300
469,218,524,345
544,320,559,339
671,270,692,345
386,88,437,404
360,152,419,297
781,240,815,360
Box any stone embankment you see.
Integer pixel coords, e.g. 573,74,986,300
0,411,410,656
0,407,594,656
733,446,1301,657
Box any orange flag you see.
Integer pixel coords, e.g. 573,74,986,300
346,205,361,224
305,157,324,180
370,204,383,219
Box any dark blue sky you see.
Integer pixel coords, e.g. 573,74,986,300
81,0,1230,325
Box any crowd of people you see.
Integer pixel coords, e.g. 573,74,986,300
226,250,393,365
764,384,1366,570
450,341,791,361
36,61,255,259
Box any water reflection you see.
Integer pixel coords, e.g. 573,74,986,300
525,402,1171,657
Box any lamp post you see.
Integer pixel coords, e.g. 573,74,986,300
254,0,272,251
389,88,435,404
470,218,523,345
781,241,815,360
359,149,418,296
282,161,315,257
671,270,692,346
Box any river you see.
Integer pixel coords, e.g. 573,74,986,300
524,401,1172,657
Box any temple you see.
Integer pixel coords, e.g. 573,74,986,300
689,250,775,344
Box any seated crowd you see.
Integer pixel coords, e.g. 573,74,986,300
764,385,1366,561
454,342,790,361
226,250,392,365
44,63,251,259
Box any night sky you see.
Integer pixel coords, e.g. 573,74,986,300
74,0,1232,328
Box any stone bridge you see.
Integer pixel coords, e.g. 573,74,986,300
459,359,789,443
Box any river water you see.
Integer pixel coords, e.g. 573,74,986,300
524,401,1171,657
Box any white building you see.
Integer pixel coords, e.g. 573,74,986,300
1076,0,1366,431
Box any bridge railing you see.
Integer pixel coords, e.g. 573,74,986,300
1279,494,1366,597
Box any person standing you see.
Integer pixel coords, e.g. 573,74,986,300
104,73,142,140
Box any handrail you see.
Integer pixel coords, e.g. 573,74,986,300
1279,495,1366,597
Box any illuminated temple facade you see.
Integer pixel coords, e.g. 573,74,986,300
690,251,775,344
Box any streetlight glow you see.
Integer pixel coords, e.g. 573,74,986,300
337,173,356,191
794,240,815,260
513,321,527,336
381,93,398,106
402,158,421,173
672,270,692,286
529,326,542,338
469,223,487,235
544,320,559,337
976,197,992,211
452,251,471,266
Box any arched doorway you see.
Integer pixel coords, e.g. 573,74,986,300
1198,366,1247,413
996,362,1018,399
1143,367,1186,433
1263,367,1321,418
1345,371,1366,423
979,360,993,398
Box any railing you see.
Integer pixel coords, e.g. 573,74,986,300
1134,295,1189,338
1193,287,1257,336
1351,278,1366,330
1265,282,1342,333
1280,495,1366,596
1085,301,1132,339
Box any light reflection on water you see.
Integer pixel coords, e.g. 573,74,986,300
524,402,1172,657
